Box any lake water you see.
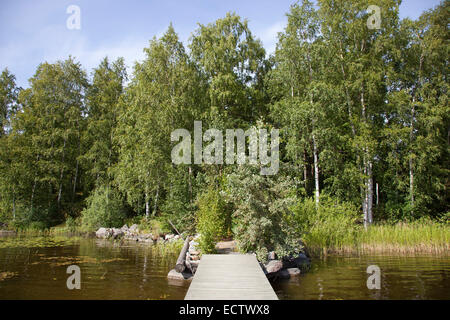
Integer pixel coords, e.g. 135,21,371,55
0,235,448,300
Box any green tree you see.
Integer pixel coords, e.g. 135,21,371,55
190,12,268,129
114,25,203,219
0,68,20,136
8,58,88,226
84,57,127,189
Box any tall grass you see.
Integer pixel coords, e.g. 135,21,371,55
293,197,449,256
304,222,449,256
356,221,449,255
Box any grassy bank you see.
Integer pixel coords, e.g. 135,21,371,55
304,221,450,256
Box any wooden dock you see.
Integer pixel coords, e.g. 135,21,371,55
184,254,278,300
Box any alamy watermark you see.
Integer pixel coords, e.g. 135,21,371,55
367,265,381,289
66,265,81,289
171,121,279,175
66,5,81,30
367,5,381,30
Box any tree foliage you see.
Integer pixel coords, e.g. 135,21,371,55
0,2,447,259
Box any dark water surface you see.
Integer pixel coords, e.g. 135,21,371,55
0,235,448,299
0,235,189,299
272,254,450,300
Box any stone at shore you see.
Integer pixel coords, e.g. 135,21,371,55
95,227,124,239
282,252,311,271
265,260,283,274
189,249,200,256
129,224,139,233
95,226,185,246
189,255,200,261
95,227,112,239
278,269,291,279
286,267,301,276
111,228,124,239
167,269,193,281
164,234,175,241
276,267,301,280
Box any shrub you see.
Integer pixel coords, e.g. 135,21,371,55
80,185,127,231
138,217,171,236
64,216,81,233
226,166,302,262
196,186,228,253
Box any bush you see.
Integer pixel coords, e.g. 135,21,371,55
138,217,170,236
196,186,229,253
226,166,302,262
80,185,127,231
64,216,81,233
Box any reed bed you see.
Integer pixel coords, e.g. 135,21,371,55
304,221,450,257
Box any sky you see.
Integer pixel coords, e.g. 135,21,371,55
0,0,442,89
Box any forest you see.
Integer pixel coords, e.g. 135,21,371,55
0,0,448,258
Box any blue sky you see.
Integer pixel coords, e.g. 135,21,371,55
0,0,442,89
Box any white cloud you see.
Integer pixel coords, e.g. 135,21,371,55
0,22,152,87
257,20,286,56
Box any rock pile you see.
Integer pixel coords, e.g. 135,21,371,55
167,234,202,281
95,224,181,244
185,236,201,274
261,251,311,280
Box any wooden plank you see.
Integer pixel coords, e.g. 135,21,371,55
184,254,278,300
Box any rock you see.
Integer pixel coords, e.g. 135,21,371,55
286,268,301,276
283,253,311,271
121,224,129,231
111,228,124,239
190,263,199,274
190,255,200,261
189,249,200,256
165,234,174,241
167,269,193,281
95,227,112,239
174,235,180,240
129,224,139,233
265,260,283,274
267,251,276,260
278,269,291,279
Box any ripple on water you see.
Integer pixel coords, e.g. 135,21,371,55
0,236,190,299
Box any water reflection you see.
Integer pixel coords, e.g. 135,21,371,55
272,255,450,300
1,235,449,300
0,236,189,299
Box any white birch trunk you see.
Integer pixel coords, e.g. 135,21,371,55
313,133,320,208
145,192,150,218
